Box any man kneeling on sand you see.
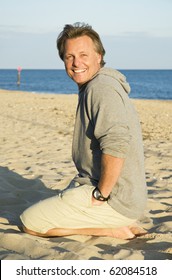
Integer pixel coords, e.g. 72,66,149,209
20,23,147,240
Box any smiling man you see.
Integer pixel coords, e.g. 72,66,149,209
20,23,147,239
63,35,101,86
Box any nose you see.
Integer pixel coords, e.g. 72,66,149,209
73,56,81,67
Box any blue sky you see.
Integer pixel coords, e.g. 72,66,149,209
1,0,172,69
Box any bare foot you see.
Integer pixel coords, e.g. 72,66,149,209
129,226,147,237
111,226,136,240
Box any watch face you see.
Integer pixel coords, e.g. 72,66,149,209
93,188,109,201
93,188,106,201
94,189,100,199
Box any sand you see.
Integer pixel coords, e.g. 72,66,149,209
0,89,171,260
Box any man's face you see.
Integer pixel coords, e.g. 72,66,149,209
64,35,102,86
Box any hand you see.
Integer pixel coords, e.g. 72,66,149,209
91,196,105,206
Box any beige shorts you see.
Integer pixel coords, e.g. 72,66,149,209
20,183,135,234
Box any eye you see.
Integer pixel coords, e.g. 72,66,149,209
65,55,73,61
81,53,87,57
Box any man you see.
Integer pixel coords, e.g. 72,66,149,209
20,23,147,239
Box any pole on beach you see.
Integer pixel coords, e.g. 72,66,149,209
17,66,22,86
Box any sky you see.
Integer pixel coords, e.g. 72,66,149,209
0,0,172,69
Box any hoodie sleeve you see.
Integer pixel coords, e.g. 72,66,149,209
86,83,131,158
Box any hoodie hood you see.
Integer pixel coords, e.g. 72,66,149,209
98,67,131,95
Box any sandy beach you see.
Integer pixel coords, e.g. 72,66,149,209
0,89,171,260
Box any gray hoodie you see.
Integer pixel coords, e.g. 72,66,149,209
72,67,147,219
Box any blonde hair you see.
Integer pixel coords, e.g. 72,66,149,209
57,22,106,67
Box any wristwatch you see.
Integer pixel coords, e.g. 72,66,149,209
92,188,110,201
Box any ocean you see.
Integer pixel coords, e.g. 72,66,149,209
0,69,172,100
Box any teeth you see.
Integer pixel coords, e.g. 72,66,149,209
74,69,86,73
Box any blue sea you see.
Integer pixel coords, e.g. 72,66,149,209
0,69,172,100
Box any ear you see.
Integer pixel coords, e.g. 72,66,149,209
97,53,102,64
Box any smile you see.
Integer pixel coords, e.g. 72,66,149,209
73,69,86,73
